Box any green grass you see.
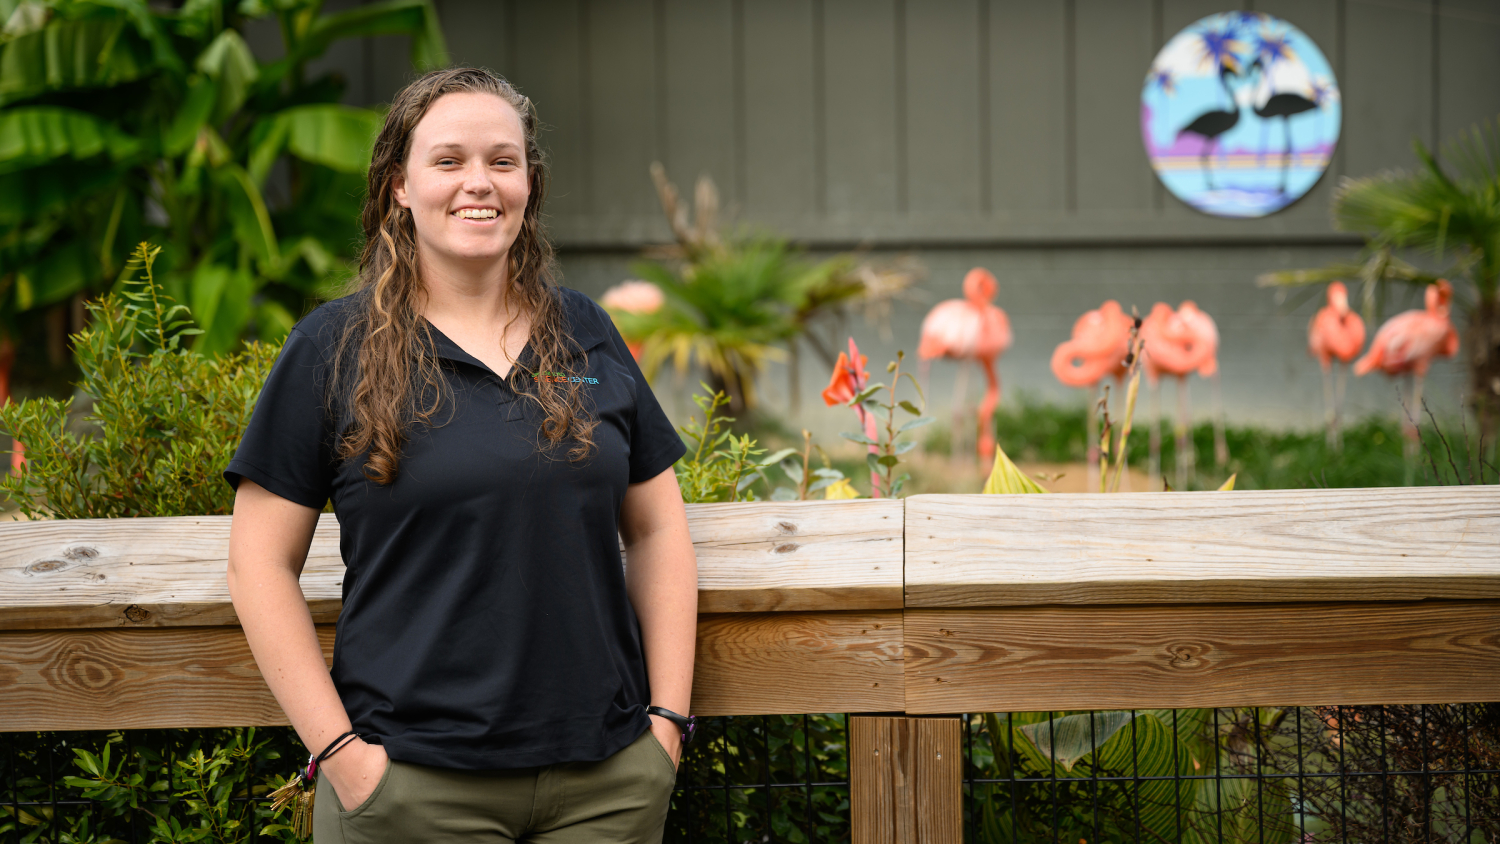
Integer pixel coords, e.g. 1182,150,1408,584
735,396,1497,495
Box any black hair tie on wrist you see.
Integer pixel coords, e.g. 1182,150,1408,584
312,730,362,775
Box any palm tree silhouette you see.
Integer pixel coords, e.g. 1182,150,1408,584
1176,64,1241,190
1247,57,1317,194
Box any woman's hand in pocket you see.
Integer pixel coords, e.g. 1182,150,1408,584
321,739,389,811
648,715,681,771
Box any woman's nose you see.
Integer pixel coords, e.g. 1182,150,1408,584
462,163,492,194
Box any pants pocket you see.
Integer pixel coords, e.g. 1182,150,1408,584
643,729,679,781
338,757,395,818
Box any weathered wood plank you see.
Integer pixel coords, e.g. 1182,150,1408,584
0,611,903,731
0,500,902,630
902,601,1500,712
904,488,1500,607
851,716,962,844
850,716,910,844
692,611,905,715
0,626,336,731
913,718,962,844
688,500,904,612
0,514,346,631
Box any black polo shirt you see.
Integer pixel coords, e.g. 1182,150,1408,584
223,286,686,770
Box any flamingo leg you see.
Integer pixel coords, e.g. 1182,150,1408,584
1401,373,1426,481
976,357,1000,461
1321,363,1336,448
951,360,970,463
1148,379,1162,490
1333,362,1348,452
1212,372,1228,467
1176,376,1194,490
1086,383,1100,494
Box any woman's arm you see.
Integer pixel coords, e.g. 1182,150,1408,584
227,479,387,808
619,466,698,768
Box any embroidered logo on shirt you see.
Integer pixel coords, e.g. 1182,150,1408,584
533,371,599,384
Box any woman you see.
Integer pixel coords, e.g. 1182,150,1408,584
225,67,697,844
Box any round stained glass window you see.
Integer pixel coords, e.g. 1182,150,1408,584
1141,11,1342,218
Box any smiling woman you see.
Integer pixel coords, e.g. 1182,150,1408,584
221,68,698,844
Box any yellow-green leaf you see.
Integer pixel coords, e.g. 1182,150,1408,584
980,442,1047,495
823,477,859,499
1218,473,1237,491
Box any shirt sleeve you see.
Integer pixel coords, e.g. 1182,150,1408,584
222,326,336,509
602,320,687,484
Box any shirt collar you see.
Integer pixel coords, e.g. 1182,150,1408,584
422,287,609,373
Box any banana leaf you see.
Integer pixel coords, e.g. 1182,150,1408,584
0,106,140,174
0,15,150,104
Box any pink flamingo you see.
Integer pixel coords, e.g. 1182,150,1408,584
1051,300,1133,491
1354,279,1459,445
917,268,1012,461
1140,301,1220,489
600,279,665,362
822,337,883,496
1308,281,1366,449
0,338,21,477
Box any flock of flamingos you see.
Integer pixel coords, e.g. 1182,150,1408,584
916,269,1459,484
603,267,1460,488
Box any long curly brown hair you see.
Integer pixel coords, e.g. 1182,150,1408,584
331,67,597,484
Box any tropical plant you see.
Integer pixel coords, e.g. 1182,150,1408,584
609,163,916,415
1258,118,1500,439
0,0,447,379
0,243,281,518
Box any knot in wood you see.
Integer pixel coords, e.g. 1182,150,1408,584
774,521,798,535
1166,643,1208,670
772,542,801,555
24,559,68,575
64,546,99,561
123,605,151,623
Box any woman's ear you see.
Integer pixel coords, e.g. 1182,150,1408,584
392,167,411,209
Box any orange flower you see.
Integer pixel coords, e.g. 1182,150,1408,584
821,341,870,407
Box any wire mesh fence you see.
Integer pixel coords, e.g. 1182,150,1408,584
961,705,1500,844
4,705,1496,843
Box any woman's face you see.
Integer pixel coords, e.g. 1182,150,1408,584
393,91,530,274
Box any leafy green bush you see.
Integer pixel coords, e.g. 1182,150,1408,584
1,245,279,518
2,727,301,844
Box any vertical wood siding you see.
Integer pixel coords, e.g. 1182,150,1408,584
417,0,1500,247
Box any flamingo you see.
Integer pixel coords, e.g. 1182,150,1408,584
1247,56,1318,194
1140,302,1220,489
1051,301,1133,491
1354,279,1459,446
1177,64,1242,190
0,337,21,477
600,279,665,362
917,267,1012,461
1308,281,1366,449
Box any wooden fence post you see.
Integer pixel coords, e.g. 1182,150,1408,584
851,715,962,844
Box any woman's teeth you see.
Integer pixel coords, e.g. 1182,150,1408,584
455,208,498,219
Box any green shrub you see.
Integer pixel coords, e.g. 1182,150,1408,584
1,245,280,519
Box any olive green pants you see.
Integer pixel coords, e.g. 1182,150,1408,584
313,729,676,844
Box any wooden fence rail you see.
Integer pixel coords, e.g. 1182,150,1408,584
3,487,1499,843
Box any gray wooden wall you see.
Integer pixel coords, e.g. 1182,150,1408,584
305,0,1500,431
